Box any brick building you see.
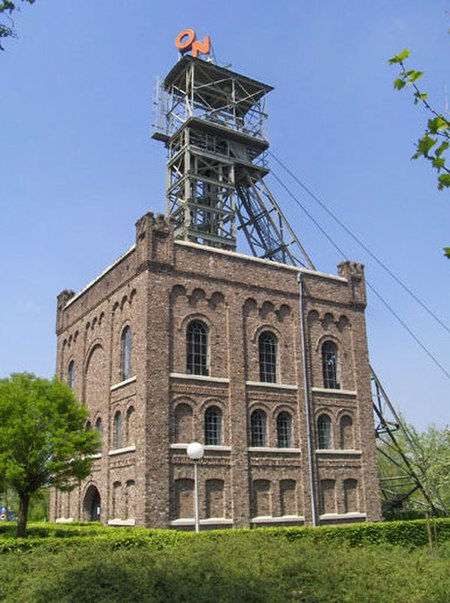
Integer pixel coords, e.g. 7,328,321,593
51,212,381,527
51,51,381,528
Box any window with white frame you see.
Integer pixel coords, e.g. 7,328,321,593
186,320,209,376
322,341,339,389
259,331,277,383
121,326,132,381
251,410,267,447
277,412,292,448
205,406,222,445
317,414,332,449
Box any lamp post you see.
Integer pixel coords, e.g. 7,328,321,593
187,441,204,532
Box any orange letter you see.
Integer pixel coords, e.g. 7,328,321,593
175,29,196,53
191,35,210,58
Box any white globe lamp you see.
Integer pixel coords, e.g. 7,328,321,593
187,441,204,532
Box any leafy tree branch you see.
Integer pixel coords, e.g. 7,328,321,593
389,49,450,192
0,0,35,51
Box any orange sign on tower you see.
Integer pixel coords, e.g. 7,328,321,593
175,29,211,58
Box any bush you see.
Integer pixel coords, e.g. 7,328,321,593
1,518,450,551
0,536,450,602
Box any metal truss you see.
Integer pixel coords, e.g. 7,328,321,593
166,126,237,248
236,171,315,268
153,55,271,142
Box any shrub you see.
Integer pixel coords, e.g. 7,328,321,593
0,537,450,602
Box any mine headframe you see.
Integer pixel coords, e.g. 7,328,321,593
152,54,314,268
152,38,446,517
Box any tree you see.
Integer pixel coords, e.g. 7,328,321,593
0,0,35,51
389,49,450,258
0,373,99,537
377,418,450,516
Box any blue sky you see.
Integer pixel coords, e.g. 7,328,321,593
1,1,448,431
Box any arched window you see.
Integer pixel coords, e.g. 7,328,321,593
95,417,103,453
205,406,222,445
121,326,132,381
322,341,339,389
186,320,208,376
259,331,277,383
317,414,332,449
113,411,122,449
251,410,266,447
67,360,76,390
277,412,292,448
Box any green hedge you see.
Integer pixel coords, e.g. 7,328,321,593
1,535,450,602
0,518,449,553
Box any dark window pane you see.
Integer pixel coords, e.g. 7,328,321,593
277,412,292,448
318,414,332,449
121,327,132,381
251,410,266,447
322,341,339,389
68,361,76,390
114,412,122,449
259,331,277,383
205,406,222,445
186,321,209,376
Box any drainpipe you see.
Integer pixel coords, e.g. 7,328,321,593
298,271,318,527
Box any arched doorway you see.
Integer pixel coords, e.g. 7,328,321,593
83,485,101,521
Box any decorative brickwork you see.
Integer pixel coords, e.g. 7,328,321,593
51,212,381,528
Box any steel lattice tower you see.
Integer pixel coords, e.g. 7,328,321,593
152,55,314,268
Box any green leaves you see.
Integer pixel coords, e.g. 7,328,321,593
439,174,450,191
0,373,100,536
389,48,449,203
388,48,411,64
0,0,36,50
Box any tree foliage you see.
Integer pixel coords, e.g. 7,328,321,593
0,373,99,537
378,419,450,515
0,0,35,50
389,49,450,192
389,49,450,258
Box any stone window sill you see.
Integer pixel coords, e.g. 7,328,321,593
251,515,305,524
108,445,136,456
315,449,361,455
170,444,231,452
248,447,301,453
312,387,357,396
108,518,136,526
169,518,233,526
246,381,297,390
110,376,137,391
319,512,366,520
170,373,229,384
